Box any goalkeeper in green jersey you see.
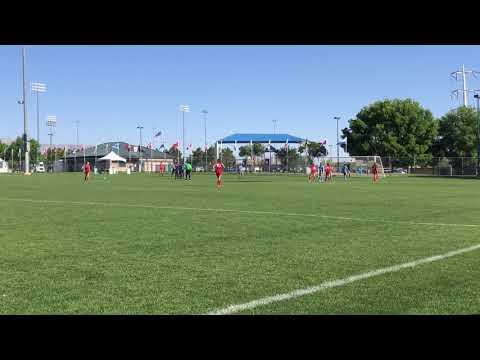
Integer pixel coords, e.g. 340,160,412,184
185,161,193,181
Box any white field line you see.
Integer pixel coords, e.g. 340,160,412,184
206,243,480,315
1,197,480,228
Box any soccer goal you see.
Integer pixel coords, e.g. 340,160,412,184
319,156,385,178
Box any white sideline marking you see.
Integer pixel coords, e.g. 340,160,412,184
206,243,480,315
1,197,480,228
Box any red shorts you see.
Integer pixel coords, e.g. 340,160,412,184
216,172,222,178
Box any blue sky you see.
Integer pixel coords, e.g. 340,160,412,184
1,45,479,155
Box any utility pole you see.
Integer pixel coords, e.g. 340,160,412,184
151,127,155,173
474,94,480,176
451,65,480,107
21,46,30,174
202,109,208,171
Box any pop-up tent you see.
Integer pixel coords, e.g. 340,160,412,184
0,158,9,173
97,151,126,173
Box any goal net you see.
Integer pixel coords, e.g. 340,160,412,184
317,156,385,178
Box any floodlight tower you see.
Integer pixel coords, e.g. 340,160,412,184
451,65,480,107
46,115,57,172
46,116,57,146
31,82,47,145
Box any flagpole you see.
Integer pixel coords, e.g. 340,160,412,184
269,139,271,173
286,140,289,173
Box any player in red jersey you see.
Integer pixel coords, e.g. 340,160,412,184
214,159,225,188
372,163,379,183
325,163,332,182
309,163,317,183
84,161,91,183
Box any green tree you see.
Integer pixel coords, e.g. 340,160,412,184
341,99,438,164
191,147,205,167
221,147,236,168
433,106,480,158
276,147,299,168
166,145,182,162
238,143,265,165
0,141,7,159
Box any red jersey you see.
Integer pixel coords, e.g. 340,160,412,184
84,163,91,173
311,165,317,173
215,163,224,175
325,165,331,174
372,165,378,174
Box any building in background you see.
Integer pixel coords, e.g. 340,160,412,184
64,142,174,172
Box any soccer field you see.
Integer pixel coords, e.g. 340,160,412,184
1,172,480,314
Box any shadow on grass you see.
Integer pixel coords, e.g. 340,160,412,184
410,175,480,181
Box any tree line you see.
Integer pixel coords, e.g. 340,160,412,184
341,98,480,165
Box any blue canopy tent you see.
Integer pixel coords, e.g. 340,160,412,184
215,133,306,171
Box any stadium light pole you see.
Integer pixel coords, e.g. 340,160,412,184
334,116,340,170
180,105,190,164
474,94,480,176
272,120,277,168
47,116,57,172
137,125,144,172
202,109,208,171
74,120,80,147
31,82,46,162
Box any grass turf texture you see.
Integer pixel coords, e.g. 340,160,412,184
1,172,479,314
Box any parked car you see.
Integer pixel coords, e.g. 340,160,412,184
393,168,406,174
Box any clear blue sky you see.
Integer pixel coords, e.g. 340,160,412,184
1,45,479,154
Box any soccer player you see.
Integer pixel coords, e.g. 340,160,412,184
84,161,91,183
309,163,317,183
214,158,225,188
342,163,349,180
372,163,379,183
325,163,332,182
185,161,192,181
318,162,324,182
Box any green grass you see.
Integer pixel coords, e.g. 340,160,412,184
1,172,480,314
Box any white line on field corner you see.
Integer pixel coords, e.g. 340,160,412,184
1,197,479,228
205,243,480,315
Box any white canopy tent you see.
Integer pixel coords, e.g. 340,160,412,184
96,151,126,174
0,158,9,173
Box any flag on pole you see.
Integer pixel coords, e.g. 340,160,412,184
336,139,347,146
159,144,165,150
234,140,237,151
172,141,179,149
155,131,162,137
